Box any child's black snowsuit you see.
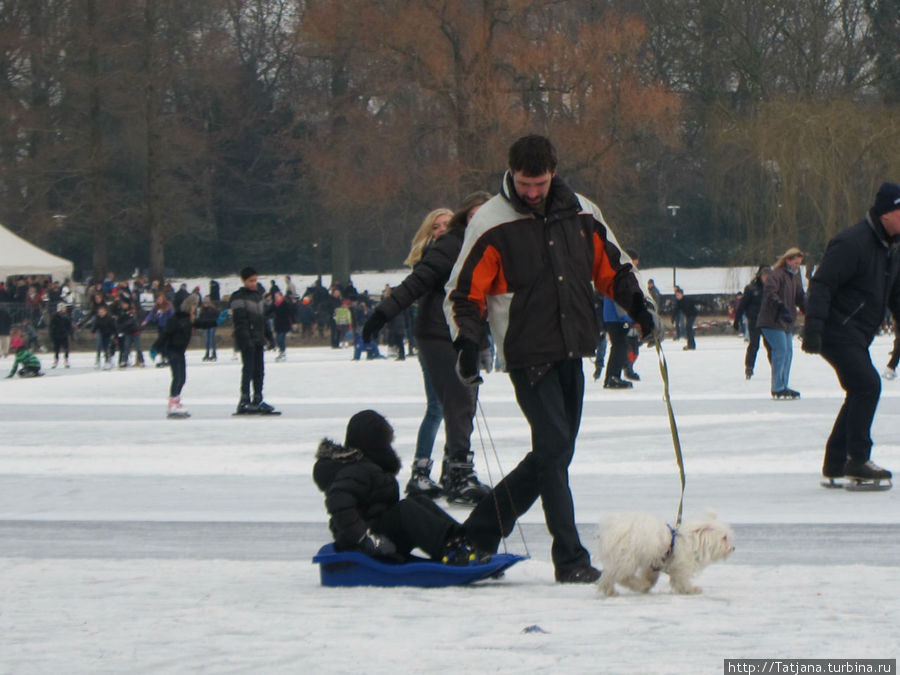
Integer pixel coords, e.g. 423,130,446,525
312,410,460,561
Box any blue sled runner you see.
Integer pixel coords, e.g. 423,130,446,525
313,543,526,587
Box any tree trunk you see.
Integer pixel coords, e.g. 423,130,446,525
144,0,164,283
87,0,107,282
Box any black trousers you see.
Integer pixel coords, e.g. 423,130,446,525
52,336,69,360
820,339,881,474
373,494,458,559
169,351,186,397
463,359,590,573
744,323,771,372
417,337,477,464
605,322,629,380
240,344,265,402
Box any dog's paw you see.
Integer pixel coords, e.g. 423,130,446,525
673,584,702,595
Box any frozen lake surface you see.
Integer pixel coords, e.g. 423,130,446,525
1,335,898,673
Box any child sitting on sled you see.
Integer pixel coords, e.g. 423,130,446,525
312,409,490,565
7,344,43,378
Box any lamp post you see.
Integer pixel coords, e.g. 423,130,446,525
667,204,680,288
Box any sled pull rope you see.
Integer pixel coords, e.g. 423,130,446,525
653,336,685,527
474,399,531,558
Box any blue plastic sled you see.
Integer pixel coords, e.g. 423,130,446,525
312,543,525,587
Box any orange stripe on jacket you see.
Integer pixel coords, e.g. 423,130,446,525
467,245,508,315
591,231,618,297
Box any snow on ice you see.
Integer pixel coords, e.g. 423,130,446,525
1,333,898,674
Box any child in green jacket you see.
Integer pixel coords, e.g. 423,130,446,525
7,345,43,378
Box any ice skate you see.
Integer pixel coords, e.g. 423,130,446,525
167,396,191,419
102,359,113,371
604,376,633,389
623,368,640,382
64,358,70,368
405,458,442,498
234,399,259,415
772,389,799,400
52,358,58,369
843,460,892,491
254,400,281,415
442,456,491,506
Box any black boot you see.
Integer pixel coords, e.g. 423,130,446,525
441,532,492,566
442,454,491,505
405,458,442,497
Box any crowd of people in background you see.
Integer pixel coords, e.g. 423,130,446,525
0,271,423,370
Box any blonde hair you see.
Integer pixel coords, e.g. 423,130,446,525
404,208,453,267
774,247,804,268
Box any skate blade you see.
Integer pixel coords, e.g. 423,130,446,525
167,412,191,419
820,478,845,489
843,478,892,492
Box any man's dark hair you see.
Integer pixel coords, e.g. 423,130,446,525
508,135,558,176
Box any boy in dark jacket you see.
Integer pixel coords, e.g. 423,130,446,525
230,266,276,414
312,410,489,565
49,304,74,368
92,304,117,370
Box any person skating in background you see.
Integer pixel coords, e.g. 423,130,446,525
363,196,494,504
592,292,607,382
49,303,74,369
622,249,643,381
733,266,773,379
757,247,806,399
230,266,277,415
158,298,194,418
602,296,633,389
0,304,12,357
445,135,662,582
196,297,221,361
802,181,900,486
673,287,698,350
272,290,294,361
114,299,138,368
143,294,174,368
92,304,117,370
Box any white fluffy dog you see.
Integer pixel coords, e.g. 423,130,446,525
596,512,734,596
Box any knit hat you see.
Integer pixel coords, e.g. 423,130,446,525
240,266,257,280
872,182,900,217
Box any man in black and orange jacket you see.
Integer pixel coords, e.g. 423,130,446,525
445,135,662,584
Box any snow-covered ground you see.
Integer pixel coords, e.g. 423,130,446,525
1,335,898,674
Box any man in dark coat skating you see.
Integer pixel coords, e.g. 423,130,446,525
802,182,900,485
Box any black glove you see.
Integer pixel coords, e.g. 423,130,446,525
454,337,482,385
777,304,792,324
802,328,822,354
732,318,740,332
361,309,387,344
358,528,398,558
635,308,664,345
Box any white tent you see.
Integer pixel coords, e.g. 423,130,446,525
0,223,74,281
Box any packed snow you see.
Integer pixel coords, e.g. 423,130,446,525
1,334,898,674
